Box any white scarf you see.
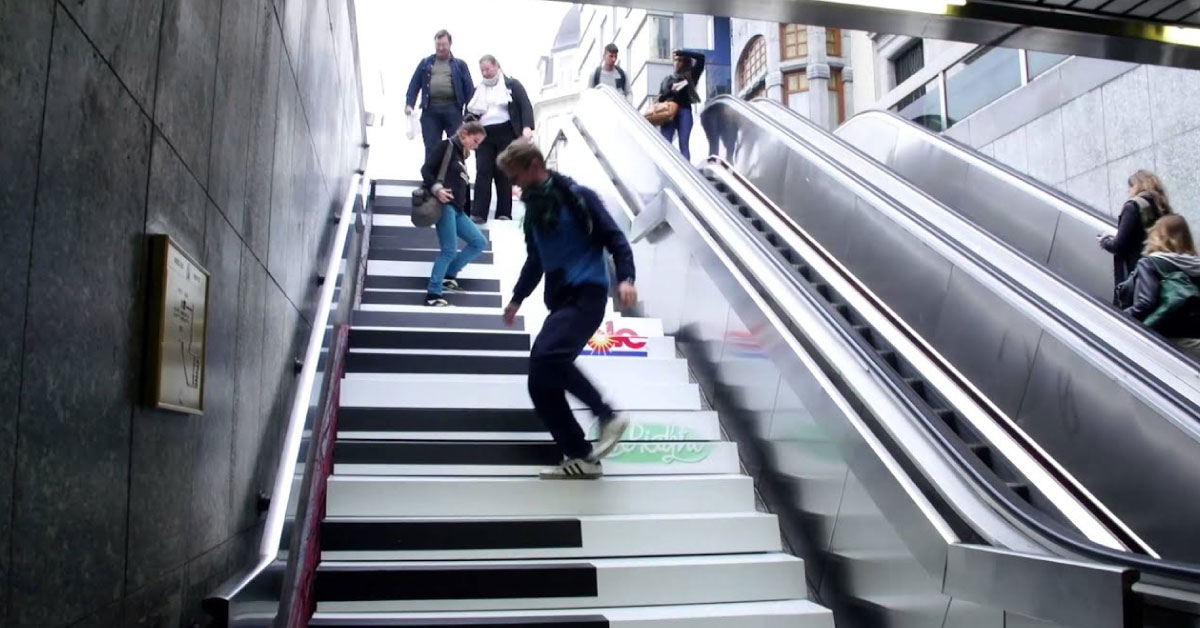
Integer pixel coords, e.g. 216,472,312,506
468,72,512,115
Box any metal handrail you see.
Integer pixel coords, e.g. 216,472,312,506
204,169,365,622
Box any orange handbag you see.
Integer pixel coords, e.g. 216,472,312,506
644,101,680,127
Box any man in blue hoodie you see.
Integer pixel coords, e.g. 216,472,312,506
406,30,475,158
498,141,636,479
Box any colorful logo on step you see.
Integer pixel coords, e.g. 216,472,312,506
594,423,713,464
581,321,648,356
609,441,714,464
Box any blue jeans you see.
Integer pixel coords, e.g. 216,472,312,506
428,205,487,295
660,106,694,161
421,104,463,159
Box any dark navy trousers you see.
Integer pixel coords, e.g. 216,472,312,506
528,284,614,460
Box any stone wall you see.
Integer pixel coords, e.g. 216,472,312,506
0,0,365,625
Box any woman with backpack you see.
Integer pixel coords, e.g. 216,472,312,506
1118,214,1200,357
1099,169,1172,304
420,121,489,307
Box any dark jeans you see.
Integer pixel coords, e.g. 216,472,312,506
421,104,463,159
474,122,517,220
660,106,694,161
528,284,614,460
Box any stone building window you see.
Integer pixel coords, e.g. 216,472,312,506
782,24,808,60
784,70,808,105
737,35,767,92
826,28,842,57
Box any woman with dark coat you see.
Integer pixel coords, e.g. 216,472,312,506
465,54,535,223
1099,169,1172,304
420,121,489,307
656,49,706,161
1118,214,1200,357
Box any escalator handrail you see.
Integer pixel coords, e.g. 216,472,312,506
718,96,1200,437
837,106,1116,229
822,105,1199,367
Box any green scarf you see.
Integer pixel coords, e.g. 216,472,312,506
520,173,592,238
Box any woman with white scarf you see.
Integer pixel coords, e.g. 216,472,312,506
466,55,535,223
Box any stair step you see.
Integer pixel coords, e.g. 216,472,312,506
319,512,782,559
329,440,740,476
320,475,755,517
371,230,493,252
340,379,702,411
313,554,807,612
343,356,690,383
352,310,524,332
336,408,722,442
368,260,501,280
361,290,503,308
364,274,500,293
310,599,834,626
348,328,530,351
369,248,496,264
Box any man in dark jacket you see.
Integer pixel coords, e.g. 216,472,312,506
406,30,475,158
497,141,636,479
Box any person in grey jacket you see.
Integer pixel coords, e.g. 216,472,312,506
1119,214,1200,357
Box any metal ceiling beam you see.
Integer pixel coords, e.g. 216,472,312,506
555,0,1200,69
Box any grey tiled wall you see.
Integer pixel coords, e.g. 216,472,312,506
0,0,365,625
974,63,1200,225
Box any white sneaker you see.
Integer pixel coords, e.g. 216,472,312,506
539,458,603,480
589,413,630,461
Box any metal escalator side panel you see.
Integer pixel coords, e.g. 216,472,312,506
706,95,1200,562
833,107,1116,307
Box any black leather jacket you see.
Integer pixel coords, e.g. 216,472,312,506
657,50,706,107
1119,254,1200,337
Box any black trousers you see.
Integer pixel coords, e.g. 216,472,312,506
473,122,517,220
528,284,614,460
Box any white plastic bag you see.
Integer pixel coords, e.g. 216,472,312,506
405,110,419,140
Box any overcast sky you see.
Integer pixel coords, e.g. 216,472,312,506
356,0,572,117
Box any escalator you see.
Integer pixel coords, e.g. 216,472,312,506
561,86,1200,626
698,95,1200,567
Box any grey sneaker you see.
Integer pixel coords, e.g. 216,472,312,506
442,278,462,292
424,295,450,307
539,457,603,480
589,413,630,461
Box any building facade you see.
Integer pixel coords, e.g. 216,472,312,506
730,20,855,130
534,4,732,159
853,32,1200,226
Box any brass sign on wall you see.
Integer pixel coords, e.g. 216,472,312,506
145,235,209,414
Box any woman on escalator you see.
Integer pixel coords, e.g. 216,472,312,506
1099,169,1172,305
654,49,706,161
1117,214,1200,358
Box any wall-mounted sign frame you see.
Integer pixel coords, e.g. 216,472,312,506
145,234,210,414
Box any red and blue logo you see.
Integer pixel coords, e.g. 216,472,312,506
581,321,648,357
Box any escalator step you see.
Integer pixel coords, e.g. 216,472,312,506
903,377,926,397
852,325,873,344
876,349,898,369
1007,482,1032,502
812,283,831,300
738,206,752,218
831,303,850,319
766,233,779,247
966,442,993,467
779,248,794,263
751,218,764,231
793,264,812,280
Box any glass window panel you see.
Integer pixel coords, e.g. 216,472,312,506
945,46,1020,126
650,15,672,60
892,77,943,132
738,36,767,91
781,24,808,60
1028,50,1069,79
